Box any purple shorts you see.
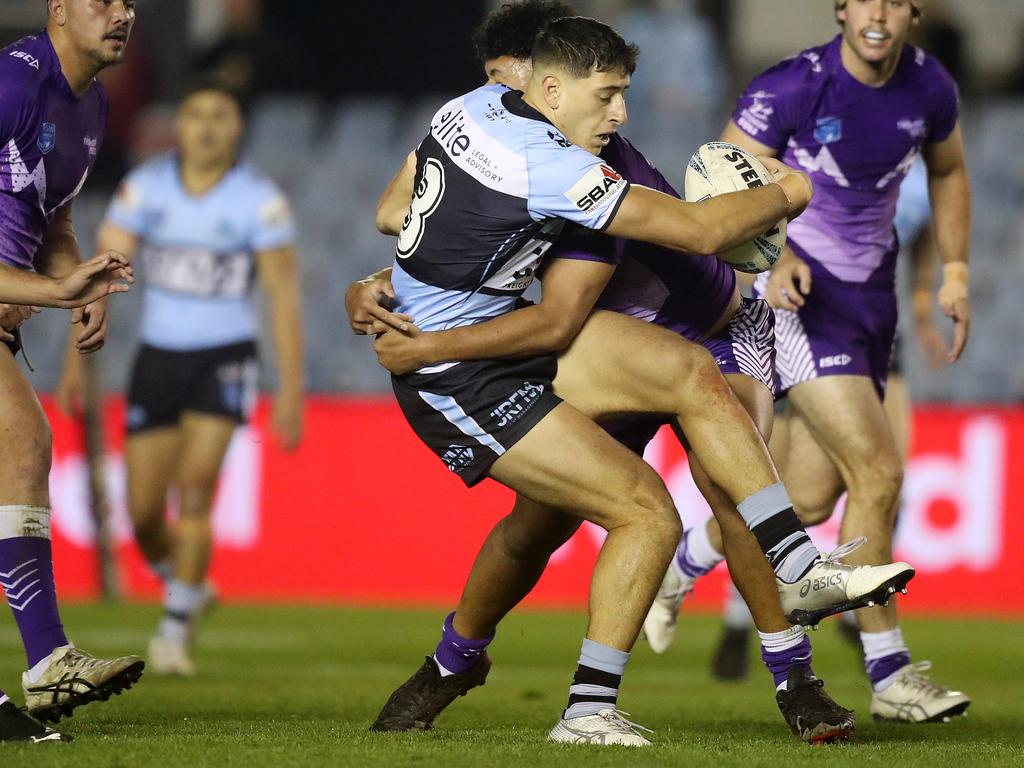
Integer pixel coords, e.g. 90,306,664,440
602,297,776,455
753,272,897,399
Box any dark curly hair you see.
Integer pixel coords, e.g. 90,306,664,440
472,0,577,63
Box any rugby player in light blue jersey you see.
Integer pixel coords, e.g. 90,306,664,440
0,0,144,743
57,79,304,676
647,0,972,723
345,14,916,746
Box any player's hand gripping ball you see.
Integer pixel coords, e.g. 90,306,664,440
684,142,787,274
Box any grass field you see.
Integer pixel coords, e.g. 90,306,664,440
0,604,1021,766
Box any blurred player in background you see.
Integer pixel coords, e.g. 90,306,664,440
352,4,911,745
57,79,305,676
645,0,972,723
712,157,948,679
0,0,145,744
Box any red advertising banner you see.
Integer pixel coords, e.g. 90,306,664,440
48,397,1024,615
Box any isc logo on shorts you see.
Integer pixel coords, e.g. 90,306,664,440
819,353,852,369
566,164,626,213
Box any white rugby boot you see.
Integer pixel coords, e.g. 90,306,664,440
548,709,653,746
641,564,696,655
870,661,971,722
148,635,196,677
778,537,915,626
23,645,144,722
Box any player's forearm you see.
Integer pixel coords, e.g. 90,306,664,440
928,167,971,267
0,263,80,308
269,284,305,396
425,304,583,364
610,183,794,256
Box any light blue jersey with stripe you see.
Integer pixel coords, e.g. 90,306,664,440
392,85,630,343
106,153,295,351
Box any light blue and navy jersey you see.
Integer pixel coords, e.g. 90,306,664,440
107,153,295,351
391,85,630,350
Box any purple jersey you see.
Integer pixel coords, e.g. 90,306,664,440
551,134,736,341
733,36,958,285
0,32,108,269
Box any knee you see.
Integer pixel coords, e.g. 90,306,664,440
176,477,218,519
630,472,683,548
847,449,903,506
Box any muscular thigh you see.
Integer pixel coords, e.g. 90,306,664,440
177,412,237,489
787,375,899,480
491,402,674,533
0,346,50,504
126,426,182,516
554,310,719,420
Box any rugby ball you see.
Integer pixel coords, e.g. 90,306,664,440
684,142,786,274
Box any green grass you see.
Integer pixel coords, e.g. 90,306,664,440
1,604,1021,766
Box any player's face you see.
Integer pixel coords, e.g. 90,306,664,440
838,0,917,66
61,0,136,67
177,91,244,167
550,68,629,155
483,56,533,91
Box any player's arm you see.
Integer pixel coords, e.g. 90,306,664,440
376,151,417,236
720,120,779,158
604,169,808,257
922,122,972,362
373,258,615,375
257,246,305,451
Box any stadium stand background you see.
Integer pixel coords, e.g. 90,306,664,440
2,0,1022,402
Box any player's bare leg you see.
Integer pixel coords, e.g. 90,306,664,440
125,427,181,577
374,400,680,744
148,412,235,676
788,376,902,632
0,348,142,722
451,498,581,639
559,312,910,628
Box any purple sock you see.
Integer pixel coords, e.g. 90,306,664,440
433,612,492,675
0,507,69,668
866,651,911,688
761,634,813,689
674,528,714,579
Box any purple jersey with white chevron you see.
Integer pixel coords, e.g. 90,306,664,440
551,134,736,342
733,35,958,285
0,32,108,270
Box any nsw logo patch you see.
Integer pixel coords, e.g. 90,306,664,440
814,116,842,145
37,123,56,155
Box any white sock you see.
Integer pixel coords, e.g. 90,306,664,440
158,580,205,642
723,581,754,630
861,628,909,661
25,643,71,684
674,520,724,578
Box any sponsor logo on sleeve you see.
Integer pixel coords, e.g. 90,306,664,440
565,164,626,214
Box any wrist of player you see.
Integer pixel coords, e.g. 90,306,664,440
776,172,813,212
937,261,969,307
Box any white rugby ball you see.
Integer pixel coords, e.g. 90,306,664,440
684,141,786,274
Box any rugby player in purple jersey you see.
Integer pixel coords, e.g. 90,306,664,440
647,0,971,723
0,0,144,744
348,2,913,745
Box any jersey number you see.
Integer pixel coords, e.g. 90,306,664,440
397,158,445,258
